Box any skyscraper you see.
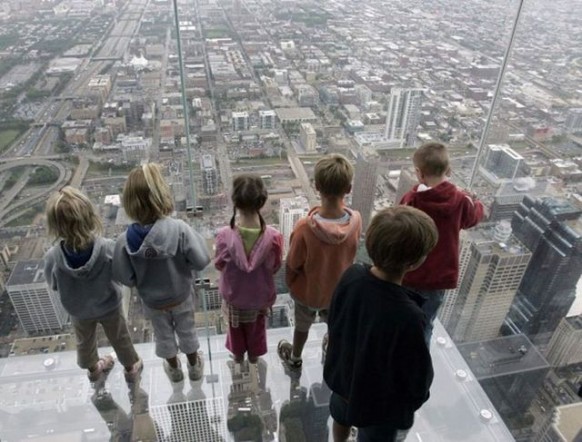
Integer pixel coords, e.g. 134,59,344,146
384,88,423,148
394,166,417,205
200,154,218,195
505,197,582,342
545,316,582,367
442,222,531,343
351,155,378,231
279,196,309,258
6,260,69,335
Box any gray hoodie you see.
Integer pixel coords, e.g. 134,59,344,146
113,217,210,309
44,237,121,321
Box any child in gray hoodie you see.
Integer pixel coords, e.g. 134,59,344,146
114,163,210,383
44,187,142,383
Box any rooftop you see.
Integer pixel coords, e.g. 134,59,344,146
551,403,582,441
6,259,46,287
457,334,549,379
0,323,514,441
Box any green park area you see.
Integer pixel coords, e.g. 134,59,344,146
0,129,21,153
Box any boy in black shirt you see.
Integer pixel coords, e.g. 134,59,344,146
324,206,438,441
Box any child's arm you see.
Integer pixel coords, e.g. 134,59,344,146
270,232,284,274
460,192,485,229
285,227,307,287
43,252,58,292
181,222,211,271
112,237,136,287
214,230,229,272
396,317,434,408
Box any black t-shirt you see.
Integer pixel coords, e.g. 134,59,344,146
323,264,434,429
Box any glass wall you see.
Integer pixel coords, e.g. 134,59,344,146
0,0,580,440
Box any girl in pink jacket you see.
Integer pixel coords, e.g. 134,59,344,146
215,174,283,364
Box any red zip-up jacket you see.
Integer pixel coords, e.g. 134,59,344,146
400,181,484,290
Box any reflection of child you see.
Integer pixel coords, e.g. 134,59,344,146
325,207,438,441
114,163,210,383
215,174,283,364
278,154,361,369
44,186,142,383
401,142,484,343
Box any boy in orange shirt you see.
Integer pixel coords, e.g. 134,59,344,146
278,154,362,369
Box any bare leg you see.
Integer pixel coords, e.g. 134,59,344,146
333,420,351,442
292,329,309,359
166,356,179,368
234,354,245,363
186,352,198,366
248,355,258,363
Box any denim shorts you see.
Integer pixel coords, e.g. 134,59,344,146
329,392,406,442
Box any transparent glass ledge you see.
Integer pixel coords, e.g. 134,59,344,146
0,322,514,441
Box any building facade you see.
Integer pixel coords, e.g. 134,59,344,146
442,222,531,343
545,316,582,367
351,155,378,231
299,122,316,152
505,197,582,342
279,196,309,258
6,260,69,335
384,88,423,148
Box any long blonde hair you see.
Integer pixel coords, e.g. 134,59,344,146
46,186,102,251
122,163,173,225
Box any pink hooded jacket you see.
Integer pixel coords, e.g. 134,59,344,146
215,225,283,310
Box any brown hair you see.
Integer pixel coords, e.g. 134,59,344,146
46,186,102,251
366,206,438,276
122,163,173,225
413,142,450,177
230,174,268,231
314,154,353,197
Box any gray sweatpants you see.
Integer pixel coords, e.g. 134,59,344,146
142,295,199,359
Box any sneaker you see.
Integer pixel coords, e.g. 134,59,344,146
124,358,143,383
164,359,184,383
88,355,115,383
187,352,204,381
277,340,302,369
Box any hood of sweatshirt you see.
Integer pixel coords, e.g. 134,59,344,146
217,226,280,273
52,237,109,279
404,181,468,217
307,207,362,245
124,217,180,258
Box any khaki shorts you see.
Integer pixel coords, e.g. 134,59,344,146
294,301,328,333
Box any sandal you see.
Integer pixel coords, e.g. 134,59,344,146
277,339,302,369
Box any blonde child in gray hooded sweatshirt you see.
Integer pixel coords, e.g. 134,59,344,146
114,163,210,383
44,187,142,384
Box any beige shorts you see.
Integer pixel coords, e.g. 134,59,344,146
294,301,328,333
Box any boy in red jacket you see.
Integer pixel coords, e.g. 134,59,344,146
400,142,484,344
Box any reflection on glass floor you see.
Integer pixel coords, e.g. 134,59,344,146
0,322,514,441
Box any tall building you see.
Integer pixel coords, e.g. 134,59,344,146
299,122,317,152
441,222,531,343
565,108,582,134
6,260,69,335
457,334,550,418
279,196,309,258
545,316,582,367
384,88,423,148
394,166,417,205
505,197,582,342
480,144,528,183
259,110,277,130
231,111,249,131
534,403,582,442
488,177,549,222
200,154,218,195
351,155,378,231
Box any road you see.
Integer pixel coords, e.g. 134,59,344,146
0,159,68,225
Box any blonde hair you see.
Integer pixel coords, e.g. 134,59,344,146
122,163,173,225
413,142,450,177
314,154,353,197
46,186,102,251
366,206,438,276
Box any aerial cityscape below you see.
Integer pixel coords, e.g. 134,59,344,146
0,0,581,440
